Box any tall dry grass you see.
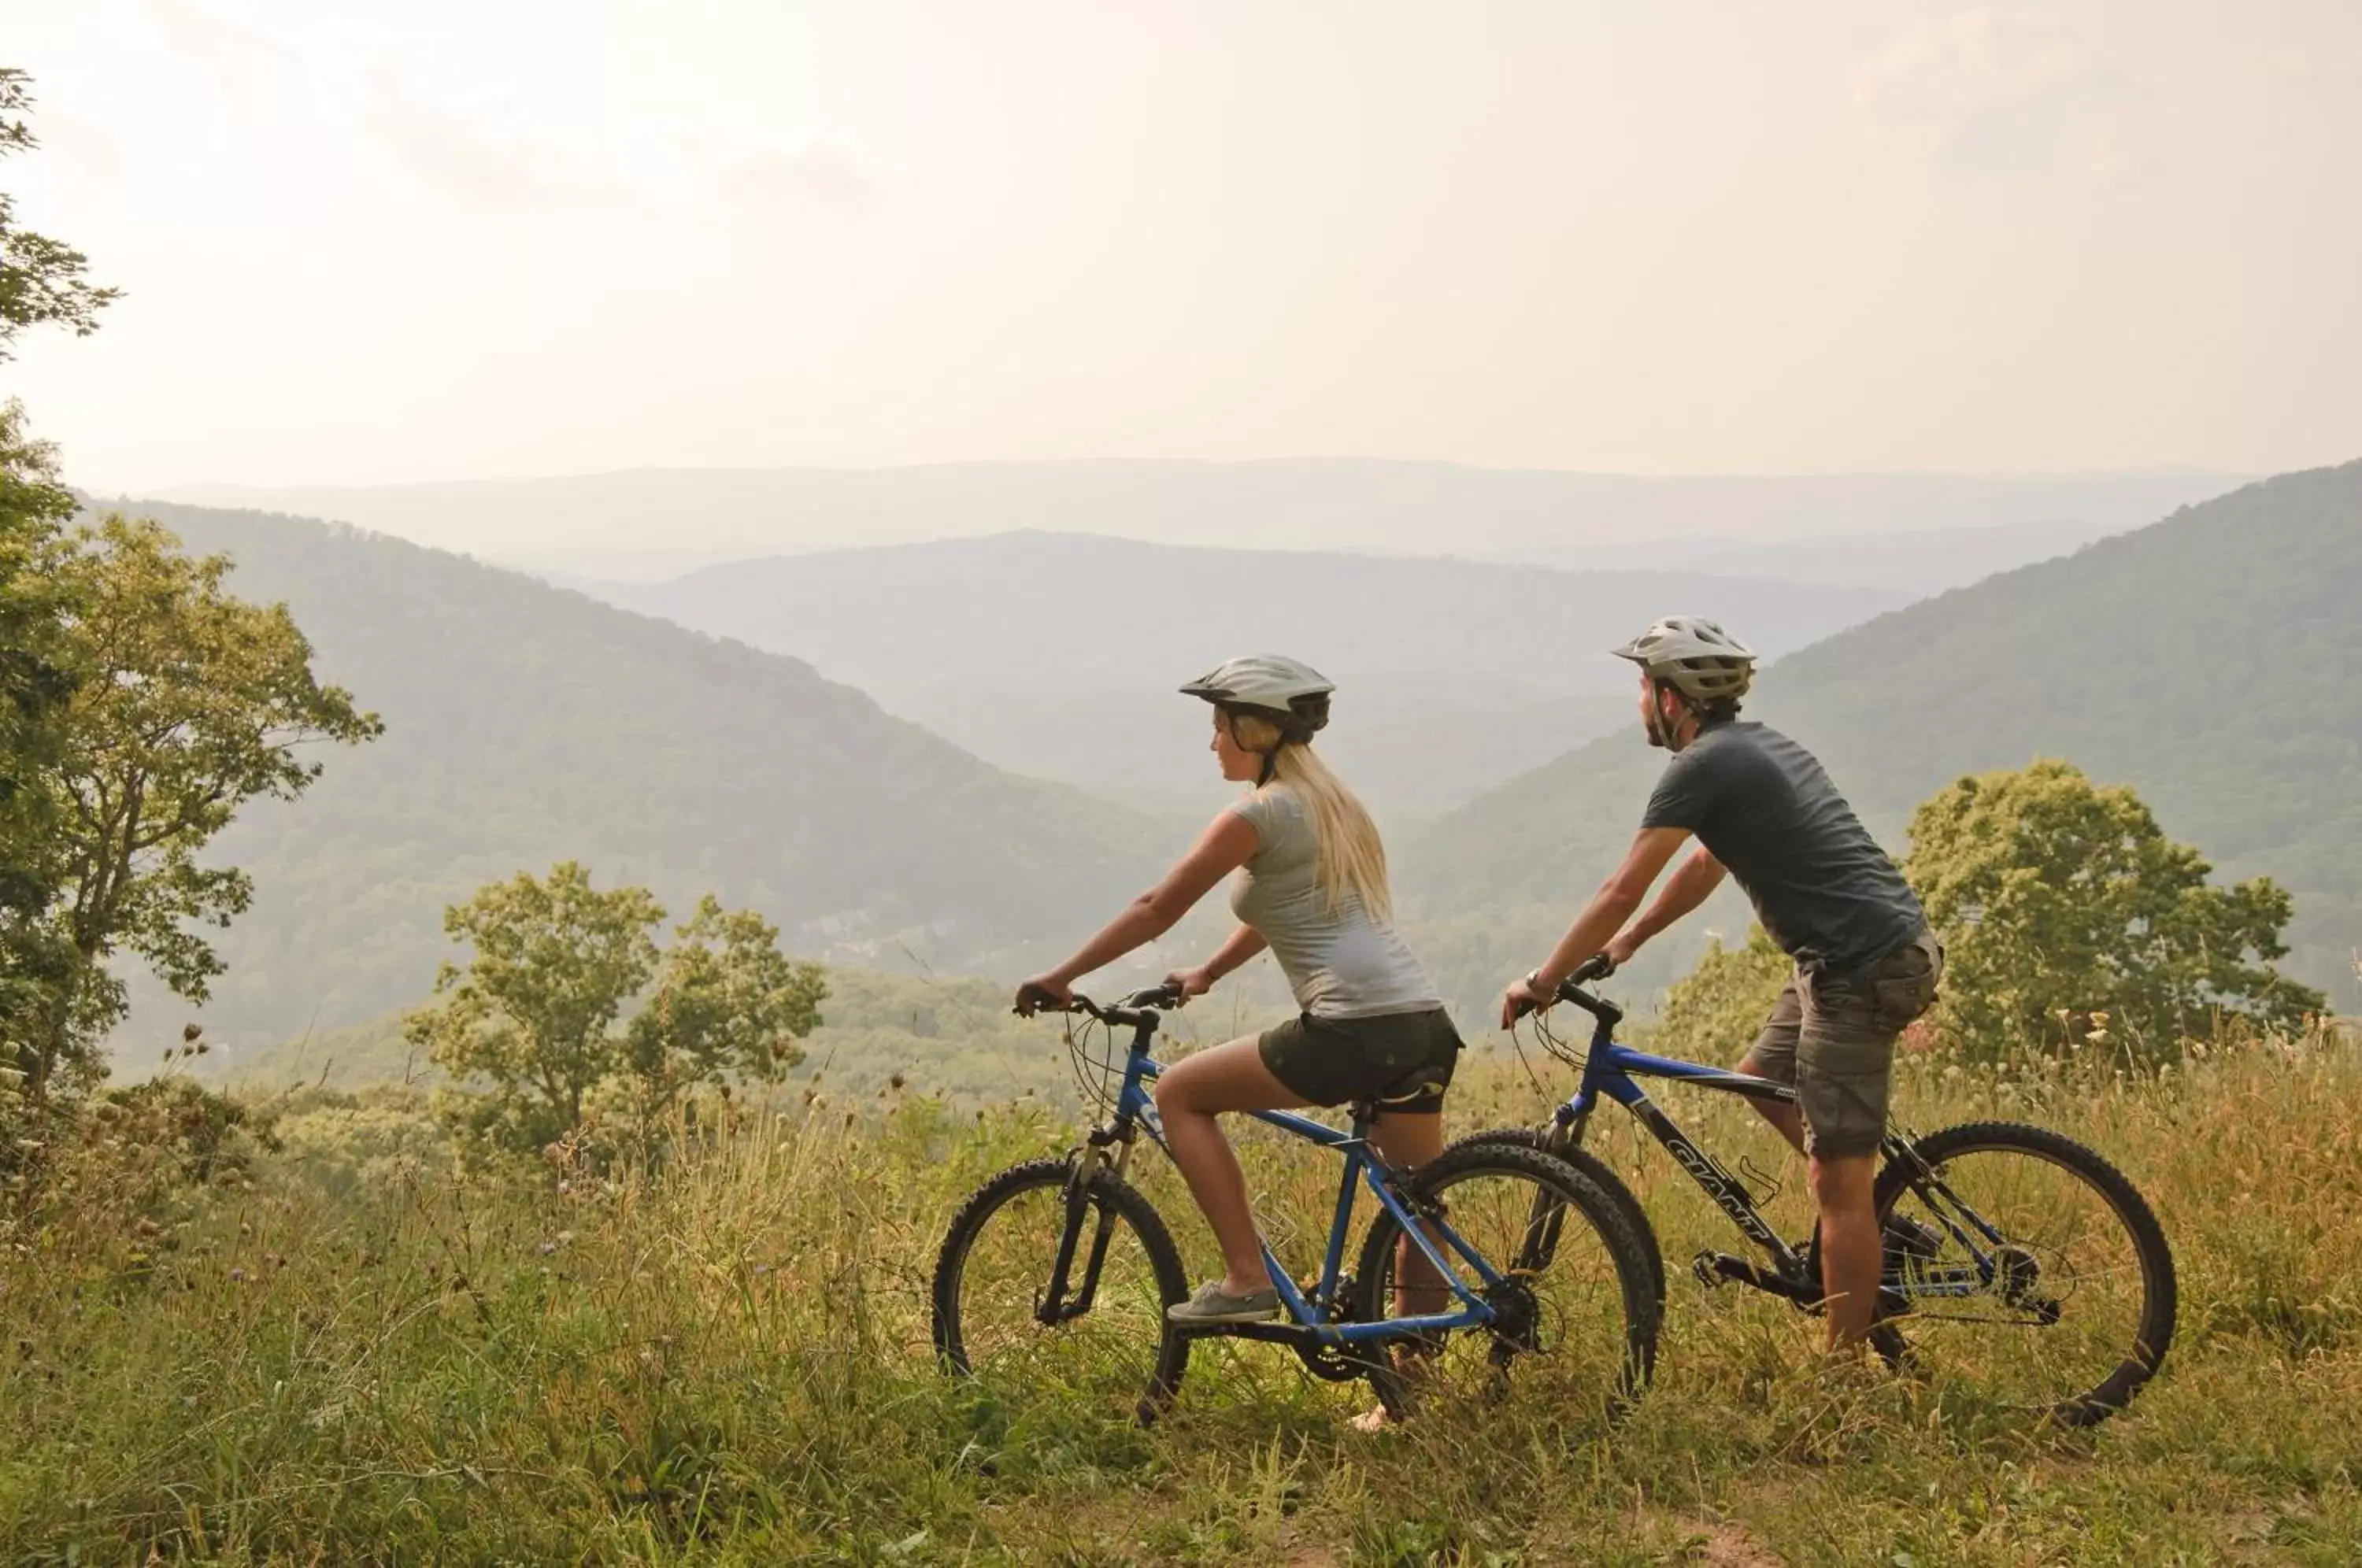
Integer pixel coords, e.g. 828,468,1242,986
3,1026,2357,1564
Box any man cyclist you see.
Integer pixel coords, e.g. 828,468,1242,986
1501,616,1943,1355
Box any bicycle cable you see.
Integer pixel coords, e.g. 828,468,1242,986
1061,1010,1125,1117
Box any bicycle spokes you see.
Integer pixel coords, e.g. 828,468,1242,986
1879,1137,2164,1416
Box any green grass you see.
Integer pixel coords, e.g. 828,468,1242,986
6,1028,2358,1564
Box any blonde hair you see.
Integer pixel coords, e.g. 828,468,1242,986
1226,711,1393,923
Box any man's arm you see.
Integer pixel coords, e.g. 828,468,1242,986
1501,827,1692,1026
1606,844,1727,965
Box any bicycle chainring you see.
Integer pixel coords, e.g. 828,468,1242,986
1291,1274,1375,1382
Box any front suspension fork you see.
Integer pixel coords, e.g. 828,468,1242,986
1513,1106,1594,1272
1038,1129,1136,1325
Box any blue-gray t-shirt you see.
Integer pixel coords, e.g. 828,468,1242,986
1640,719,1923,975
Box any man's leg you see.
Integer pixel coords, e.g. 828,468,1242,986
1791,962,1911,1357
1153,1037,1310,1295
1738,973,1809,1156
1808,1151,1882,1352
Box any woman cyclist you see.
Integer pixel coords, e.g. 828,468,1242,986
1014,654,1464,1349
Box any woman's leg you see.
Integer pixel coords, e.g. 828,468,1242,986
1353,1107,1449,1433
1368,1111,1447,1315
1153,1037,1311,1294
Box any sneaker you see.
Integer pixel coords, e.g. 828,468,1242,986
1167,1280,1282,1325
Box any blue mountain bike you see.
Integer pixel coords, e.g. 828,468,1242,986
1461,957,2177,1425
931,986,1660,1425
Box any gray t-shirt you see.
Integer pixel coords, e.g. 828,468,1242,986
1641,719,1924,976
1226,786,1439,1019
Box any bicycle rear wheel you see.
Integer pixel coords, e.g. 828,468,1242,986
1445,1124,1667,1311
1868,1121,2175,1425
931,1156,1192,1424
1352,1142,1658,1429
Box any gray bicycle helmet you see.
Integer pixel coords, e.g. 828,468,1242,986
1180,653,1335,742
1612,616,1757,704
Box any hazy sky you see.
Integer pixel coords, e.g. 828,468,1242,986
7,1,2359,493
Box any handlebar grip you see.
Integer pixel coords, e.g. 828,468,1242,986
1568,952,1616,987
1012,983,1089,1018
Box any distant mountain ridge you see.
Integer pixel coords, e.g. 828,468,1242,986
588,530,1908,816
158,460,2242,579
90,502,1175,1052
1398,460,2362,1015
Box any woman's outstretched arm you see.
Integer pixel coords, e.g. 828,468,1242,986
1172,924,1268,997
1017,811,1258,1010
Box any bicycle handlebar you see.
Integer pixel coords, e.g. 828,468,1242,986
1501,951,1623,1027
1552,953,1624,1026
1014,980,1185,1025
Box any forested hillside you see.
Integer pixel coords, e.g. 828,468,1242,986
1399,460,2362,1014
93,503,1175,1051
181,963,1276,1111
600,531,1905,816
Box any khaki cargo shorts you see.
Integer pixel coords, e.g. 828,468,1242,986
1741,929,1944,1159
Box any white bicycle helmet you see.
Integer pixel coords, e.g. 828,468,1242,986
1179,653,1335,741
1612,616,1757,704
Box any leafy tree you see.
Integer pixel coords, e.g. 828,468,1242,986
6,518,380,1102
408,863,665,1150
0,68,112,1103
1644,925,1789,1063
408,865,825,1153
1906,760,2324,1058
620,895,826,1120
0,68,120,359
0,410,79,1035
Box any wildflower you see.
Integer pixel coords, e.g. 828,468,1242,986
537,1242,556,1257
228,1267,246,1282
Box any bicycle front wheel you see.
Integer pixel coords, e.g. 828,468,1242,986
1353,1142,1659,1430
931,1156,1192,1424
1871,1121,2176,1425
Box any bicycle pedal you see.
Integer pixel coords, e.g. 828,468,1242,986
1690,1249,1727,1289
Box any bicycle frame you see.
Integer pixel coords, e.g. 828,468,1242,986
1542,986,2019,1308
1546,1002,1816,1292
1042,1003,1507,1347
